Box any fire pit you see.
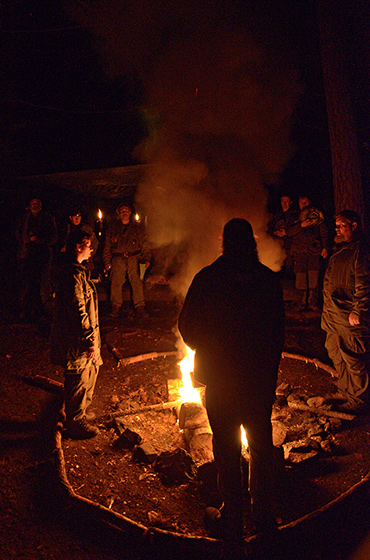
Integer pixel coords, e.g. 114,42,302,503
54,346,370,559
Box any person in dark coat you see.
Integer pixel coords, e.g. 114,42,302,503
287,195,329,311
51,229,102,439
321,210,370,414
15,197,57,320
178,219,285,551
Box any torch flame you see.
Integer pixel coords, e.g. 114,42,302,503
98,209,102,220
240,425,248,449
178,345,201,403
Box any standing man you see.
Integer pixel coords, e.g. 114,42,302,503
322,210,370,414
178,219,285,553
103,203,151,318
287,195,329,311
51,230,102,439
15,197,57,321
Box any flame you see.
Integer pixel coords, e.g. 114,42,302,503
240,425,248,449
97,209,103,220
134,213,140,222
178,345,201,403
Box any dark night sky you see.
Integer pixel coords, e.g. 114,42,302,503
1,1,332,196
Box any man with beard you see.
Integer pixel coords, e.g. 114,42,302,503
322,210,370,414
178,219,285,556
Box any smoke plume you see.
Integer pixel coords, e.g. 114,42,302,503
67,0,303,295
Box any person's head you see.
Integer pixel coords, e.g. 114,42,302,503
116,203,132,225
298,196,311,211
29,198,42,216
280,195,292,213
69,210,82,226
334,210,362,244
65,230,92,263
222,218,258,260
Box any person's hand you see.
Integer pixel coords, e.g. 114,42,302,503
274,228,286,238
87,346,96,359
321,248,328,259
349,312,360,326
300,219,312,228
144,260,150,269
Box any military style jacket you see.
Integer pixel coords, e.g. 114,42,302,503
322,238,370,335
51,261,102,369
103,220,151,268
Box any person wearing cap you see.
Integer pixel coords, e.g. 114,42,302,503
58,207,98,271
287,195,329,311
178,219,285,554
103,203,151,318
321,210,370,414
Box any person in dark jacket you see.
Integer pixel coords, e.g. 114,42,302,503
321,210,370,414
287,195,329,311
58,207,98,271
51,229,102,439
15,198,57,320
178,219,285,551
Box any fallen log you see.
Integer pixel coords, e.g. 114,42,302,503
288,400,355,421
22,374,63,392
281,352,337,378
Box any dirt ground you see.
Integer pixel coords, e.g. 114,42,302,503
1,281,370,559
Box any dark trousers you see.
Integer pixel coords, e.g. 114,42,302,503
205,383,276,539
325,330,370,404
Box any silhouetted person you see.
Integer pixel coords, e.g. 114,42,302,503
58,206,98,271
51,229,102,439
15,197,57,321
322,210,370,414
178,219,285,555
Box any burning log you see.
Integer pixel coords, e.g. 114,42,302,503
177,401,214,466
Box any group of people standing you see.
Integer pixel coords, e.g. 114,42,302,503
13,194,370,557
15,197,151,439
269,193,329,311
180,209,370,557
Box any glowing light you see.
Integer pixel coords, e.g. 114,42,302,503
97,209,103,220
240,425,248,449
178,345,201,403
135,213,140,222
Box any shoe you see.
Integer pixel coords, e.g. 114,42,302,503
64,417,100,439
135,306,149,319
109,305,121,318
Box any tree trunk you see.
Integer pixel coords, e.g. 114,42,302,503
317,0,366,225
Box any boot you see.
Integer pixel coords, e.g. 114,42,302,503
64,417,100,439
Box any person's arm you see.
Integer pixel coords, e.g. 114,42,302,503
350,246,370,325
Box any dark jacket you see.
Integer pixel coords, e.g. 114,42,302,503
50,262,102,369
178,253,285,396
16,210,57,261
322,238,370,335
287,206,328,257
